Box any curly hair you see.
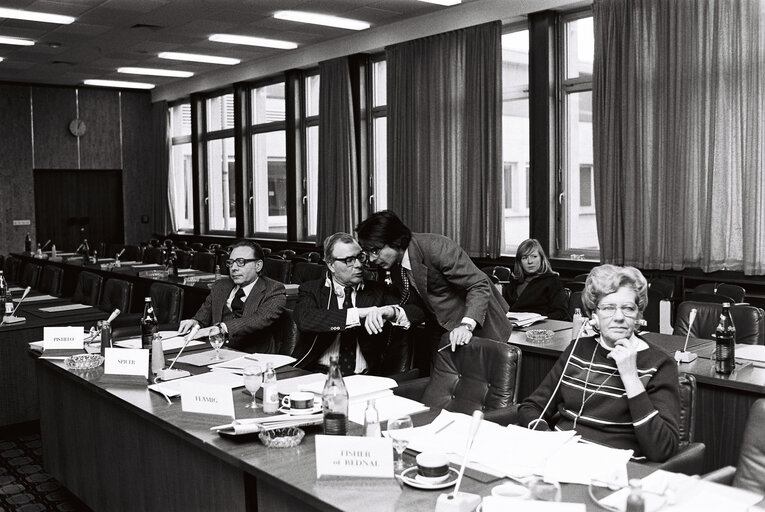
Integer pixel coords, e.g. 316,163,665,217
581,264,648,317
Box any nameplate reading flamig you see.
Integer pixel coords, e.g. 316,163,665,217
315,435,393,478
43,326,84,350
104,348,149,377
180,382,235,417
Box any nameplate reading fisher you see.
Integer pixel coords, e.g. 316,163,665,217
315,435,393,478
43,326,84,350
180,382,235,418
104,348,149,378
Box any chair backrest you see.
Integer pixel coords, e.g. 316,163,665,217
683,291,734,304
573,273,589,282
568,291,584,320
142,246,165,264
566,281,585,293
175,249,193,269
150,282,184,325
274,249,296,260
120,245,142,261
642,288,665,332
262,257,291,283
72,271,102,306
4,256,22,282
673,301,765,345
20,263,42,289
420,336,522,414
733,398,765,495
693,283,746,303
191,252,216,273
306,251,322,263
677,373,696,446
481,266,512,294
291,262,326,284
38,266,64,296
649,278,675,299
99,278,133,313
274,308,298,356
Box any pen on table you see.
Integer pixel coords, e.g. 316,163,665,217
434,420,455,435
245,355,260,362
437,344,454,353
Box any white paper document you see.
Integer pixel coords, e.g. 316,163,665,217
300,374,397,401
735,344,765,363
278,373,326,396
348,394,428,425
210,353,296,372
482,497,584,512
148,370,244,398
39,303,94,312
543,440,631,487
23,294,60,303
114,330,206,351
506,312,548,327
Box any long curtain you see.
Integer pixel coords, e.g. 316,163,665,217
386,22,502,258
593,0,765,274
317,57,359,242
164,105,177,233
152,100,171,235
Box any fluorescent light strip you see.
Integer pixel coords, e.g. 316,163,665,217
0,36,34,46
158,52,240,65
209,34,297,50
273,11,370,31
416,0,462,5
0,57,4,62
0,7,75,25
83,79,155,90
118,67,194,78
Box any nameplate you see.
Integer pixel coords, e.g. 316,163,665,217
180,382,235,418
43,326,84,350
315,435,393,478
104,348,149,378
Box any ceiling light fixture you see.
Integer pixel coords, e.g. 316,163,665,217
158,52,240,65
209,34,298,50
273,11,370,31
415,0,462,5
84,79,155,90
118,67,194,78
0,7,75,25
0,57,4,62
0,36,34,46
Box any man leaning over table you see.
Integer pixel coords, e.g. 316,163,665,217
177,240,287,353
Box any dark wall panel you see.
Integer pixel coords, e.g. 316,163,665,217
79,88,121,169
120,91,155,244
32,87,78,169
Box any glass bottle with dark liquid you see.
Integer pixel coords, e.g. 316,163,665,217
714,302,736,375
322,355,349,436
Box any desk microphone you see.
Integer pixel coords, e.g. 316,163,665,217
41,240,51,251
675,308,698,363
0,286,31,327
435,410,484,512
157,324,197,381
116,248,126,259
106,308,121,324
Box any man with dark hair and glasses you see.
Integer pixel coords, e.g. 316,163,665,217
292,232,425,376
177,240,286,353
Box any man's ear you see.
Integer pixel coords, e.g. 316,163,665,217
255,260,264,274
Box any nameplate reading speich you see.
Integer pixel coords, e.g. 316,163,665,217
43,326,84,350
180,382,235,418
315,435,393,478
104,348,149,378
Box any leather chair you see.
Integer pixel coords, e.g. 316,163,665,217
112,282,184,337
37,266,64,296
142,246,165,265
262,247,272,257
673,301,765,344
274,308,298,356
120,245,141,261
20,263,42,289
481,266,512,294
191,252,216,273
568,291,584,320
692,283,746,303
4,255,22,283
291,262,326,284
573,273,589,282
703,399,765,495
649,278,675,299
642,288,665,333
72,271,102,306
214,250,230,276
99,278,133,314
566,281,585,293
175,249,193,269
306,251,322,264
190,242,207,252
263,257,291,283
683,291,734,304
394,336,522,424
274,249,296,260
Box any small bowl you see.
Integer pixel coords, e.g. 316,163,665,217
259,427,305,448
65,354,105,370
525,329,554,344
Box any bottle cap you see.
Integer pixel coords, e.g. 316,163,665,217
722,302,731,307
145,297,151,301
628,478,642,489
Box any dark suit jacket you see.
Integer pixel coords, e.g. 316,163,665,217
406,233,513,343
193,276,287,353
292,277,418,375
504,273,570,321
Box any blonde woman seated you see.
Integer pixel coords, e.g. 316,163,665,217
517,264,680,462
504,239,569,320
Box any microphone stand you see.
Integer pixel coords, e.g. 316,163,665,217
675,308,698,363
0,286,31,327
435,411,484,512
157,325,197,381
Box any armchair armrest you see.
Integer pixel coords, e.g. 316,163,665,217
388,368,420,385
483,404,520,426
644,442,706,476
701,466,736,485
393,377,429,402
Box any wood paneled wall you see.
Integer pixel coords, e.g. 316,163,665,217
0,83,158,253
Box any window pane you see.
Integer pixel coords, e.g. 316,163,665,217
565,91,597,251
205,137,236,232
579,165,593,207
251,83,285,124
206,93,234,132
305,74,320,117
565,17,593,80
306,125,319,237
252,131,286,235
373,60,386,107
170,142,193,232
170,103,191,137
373,116,387,211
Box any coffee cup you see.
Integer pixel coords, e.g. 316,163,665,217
281,391,315,411
490,482,530,500
415,452,450,484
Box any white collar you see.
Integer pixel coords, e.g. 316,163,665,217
324,276,364,297
401,249,412,271
237,278,258,297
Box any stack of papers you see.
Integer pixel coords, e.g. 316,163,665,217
506,312,547,327
211,413,323,435
736,344,765,364
210,353,296,373
148,369,243,398
299,374,398,403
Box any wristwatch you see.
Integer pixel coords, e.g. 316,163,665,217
460,322,474,332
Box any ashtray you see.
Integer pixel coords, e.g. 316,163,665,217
258,427,305,448
525,329,555,344
65,353,105,370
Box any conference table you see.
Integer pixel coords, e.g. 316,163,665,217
510,321,765,472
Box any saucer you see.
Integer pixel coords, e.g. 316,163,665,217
278,404,322,416
399,466,458,490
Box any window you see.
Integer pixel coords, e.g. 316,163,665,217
371,58,387,212
169,102,193,232
203,92,236,232
501,27,530,254
305,73,320,238
559,14,598,255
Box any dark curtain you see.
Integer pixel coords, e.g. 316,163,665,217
317,57,360,242
386,22,503,258
153,100,171,235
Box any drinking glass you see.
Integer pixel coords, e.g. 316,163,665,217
529,477,562,502
243,365,263,409
209,326,226,362
387,415,414,471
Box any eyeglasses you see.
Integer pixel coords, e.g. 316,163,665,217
596,303,639,318
334,253,367,266
225,258,258,268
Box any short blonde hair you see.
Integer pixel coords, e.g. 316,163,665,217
513,239,554,282
582,264,648,317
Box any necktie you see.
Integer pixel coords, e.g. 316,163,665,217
339,286,356,376
400,266,411,306
231,287,245,318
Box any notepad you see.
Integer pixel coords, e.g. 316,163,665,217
507,312,547,327
39,303,94,312
148,370,243,398
210,353,296,372
23,294,60,303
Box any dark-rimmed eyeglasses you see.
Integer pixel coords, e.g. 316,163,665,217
333,253,367,266
596,303,639,318
225,258,258,268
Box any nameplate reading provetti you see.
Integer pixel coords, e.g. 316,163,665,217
315,435,393,478
104,348,149,378
180,382,235,417
43,326,84,350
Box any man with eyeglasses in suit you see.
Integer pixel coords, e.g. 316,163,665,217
292,232,425,376
177,240,286,353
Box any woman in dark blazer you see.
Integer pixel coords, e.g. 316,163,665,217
504,239,569,320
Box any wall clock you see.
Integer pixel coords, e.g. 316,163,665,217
69,118,87,137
